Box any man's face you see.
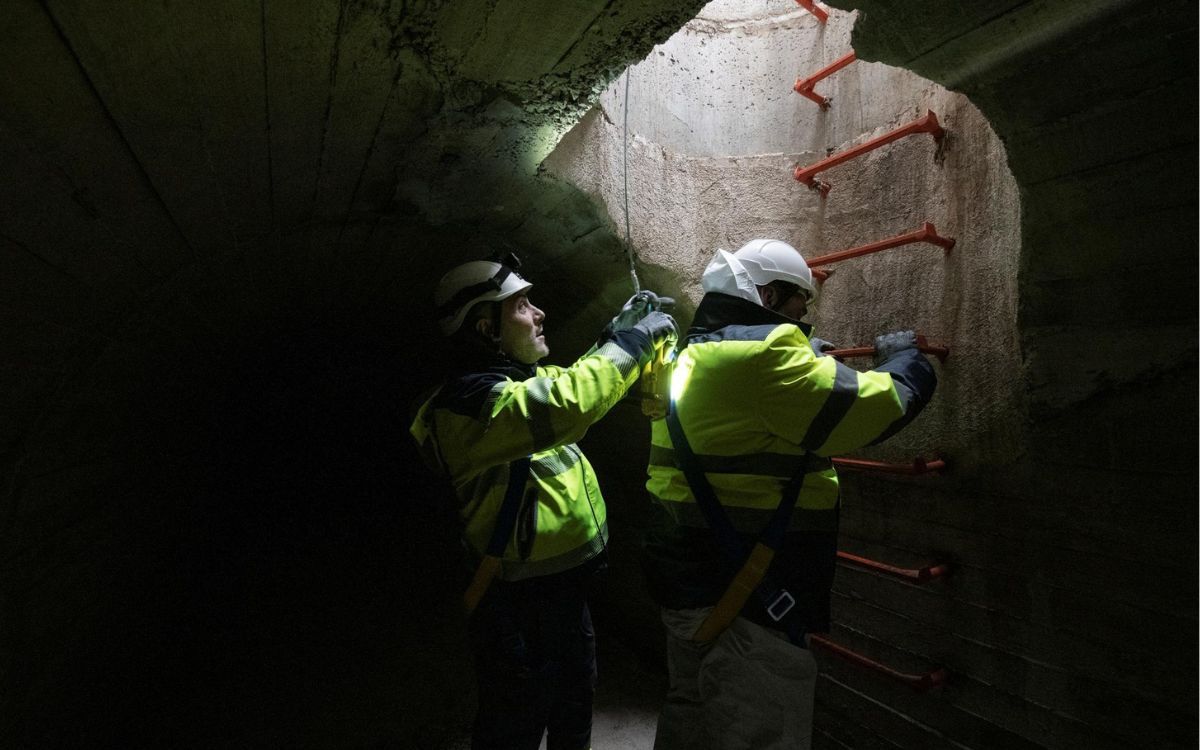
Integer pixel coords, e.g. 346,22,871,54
499,293,548,364
775,292,809,322
760,284,809,321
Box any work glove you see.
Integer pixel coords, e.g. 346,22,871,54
809,337,837,357
632,311,679,363
873,330,918,366
647,291,677,313
607,290,675,334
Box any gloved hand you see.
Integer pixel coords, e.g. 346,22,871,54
648,292,677,313
873,330,918,366
608,290,675,333
809,337,837,357
632,311,679,360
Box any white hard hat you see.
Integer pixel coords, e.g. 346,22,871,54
435,260,532,335
732,239,817,302
701,249,763,305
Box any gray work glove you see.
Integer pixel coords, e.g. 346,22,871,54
648,292,676,313
607,290,675,334
873,330,918,366
809,337,837,357
631,311,679,363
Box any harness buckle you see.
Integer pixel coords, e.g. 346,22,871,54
765,589,796,622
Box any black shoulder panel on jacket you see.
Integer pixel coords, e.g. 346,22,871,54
690,292,812,337
687,323,779,347
431,371,506,419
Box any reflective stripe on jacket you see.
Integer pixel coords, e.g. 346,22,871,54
412,333,649,581
642,292,937,631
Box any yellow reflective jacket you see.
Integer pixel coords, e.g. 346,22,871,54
412,333,651,581
643,292,937,631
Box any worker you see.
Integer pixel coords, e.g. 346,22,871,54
410,254,678,750
641,239,938,749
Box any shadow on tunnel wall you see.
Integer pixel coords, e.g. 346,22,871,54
2,306,485,747
1,132,675,744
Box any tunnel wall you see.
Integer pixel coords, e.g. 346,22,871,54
824,1,1198,748
1,0,1195,747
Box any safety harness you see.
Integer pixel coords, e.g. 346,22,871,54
462,456,532,615
664,397,811,647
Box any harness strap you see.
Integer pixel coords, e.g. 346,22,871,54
463,456,532,614
664,399,748,559
692,542,776,642
665,398,809,645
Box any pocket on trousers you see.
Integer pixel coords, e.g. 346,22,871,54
696,619,816,750
730,618,816,682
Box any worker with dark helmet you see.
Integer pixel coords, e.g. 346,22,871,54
642,240,938,749
410,254,677,750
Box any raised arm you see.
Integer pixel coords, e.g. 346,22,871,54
412,314,677,480
759,327,936,456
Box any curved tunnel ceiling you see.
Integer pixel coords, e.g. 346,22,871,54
2,0,1196,746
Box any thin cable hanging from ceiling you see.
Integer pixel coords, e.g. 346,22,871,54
622,68,641,294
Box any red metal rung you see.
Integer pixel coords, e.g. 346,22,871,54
794,0,828,24
810,635,948,691
793,51,857,110
832,456,946,476
810,219,952,284
806,223,955,273
825,335,949,363
835,550,951,583
794,111,945,195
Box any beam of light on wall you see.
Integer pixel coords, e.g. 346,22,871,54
527,122,573,174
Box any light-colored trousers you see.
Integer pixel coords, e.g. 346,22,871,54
654,607,818,750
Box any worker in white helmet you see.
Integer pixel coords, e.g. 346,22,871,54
642,240,938,749
411,253,677,750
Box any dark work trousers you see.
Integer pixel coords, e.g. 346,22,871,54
467,561,600,750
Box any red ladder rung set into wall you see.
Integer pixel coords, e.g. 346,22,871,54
793,51,856,110
794,111,945,195
794,0,828,25
826,333,949,363
832,455,946,476
810,635,948,692
789,0,952,688
835,551,950,584
809,222,954,282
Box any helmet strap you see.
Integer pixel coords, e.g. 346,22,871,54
489,302,503,350
468,301,504,350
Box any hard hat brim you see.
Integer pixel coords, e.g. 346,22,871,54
438,269,532,336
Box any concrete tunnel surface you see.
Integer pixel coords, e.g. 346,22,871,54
1,0,1196,748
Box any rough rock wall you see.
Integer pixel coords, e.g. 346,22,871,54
822,1,1198,748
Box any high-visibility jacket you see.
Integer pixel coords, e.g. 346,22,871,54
411,331,652,582
643,292,937,632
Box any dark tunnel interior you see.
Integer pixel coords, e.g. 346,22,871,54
6,281,463,746
4,212,665,745
3,0,1197,748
